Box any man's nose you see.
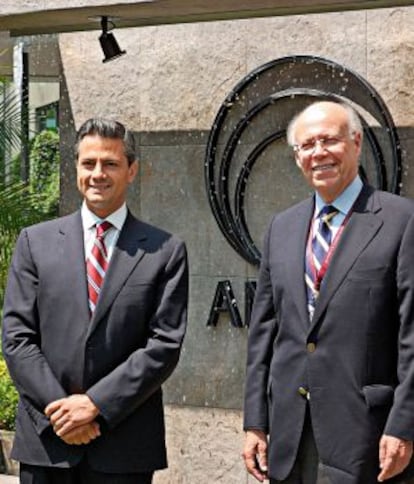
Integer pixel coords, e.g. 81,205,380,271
312,140,326,155
91,163,105,176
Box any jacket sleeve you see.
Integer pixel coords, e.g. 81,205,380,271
86,239,188,429
2,229,67,434
243,219,279,433
384,213,414,441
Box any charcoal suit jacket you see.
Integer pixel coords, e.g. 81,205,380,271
2,209,188,473
244,184,414,483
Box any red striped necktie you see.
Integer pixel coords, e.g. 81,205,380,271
86,221,112,314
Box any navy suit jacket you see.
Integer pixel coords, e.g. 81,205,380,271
2,210,188,473
244,185,414,483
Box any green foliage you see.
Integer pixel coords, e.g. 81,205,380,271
9,152,23,184
0,81,24,171
0,358,18,430
0,81,60,430
0,181,48,306
29,129,60,217
0,78,34,186
0,130,60,301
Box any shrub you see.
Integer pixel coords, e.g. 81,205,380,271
29,129,60,217
0,358,18,431
0,181,48,306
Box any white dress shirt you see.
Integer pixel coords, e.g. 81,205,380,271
81,202,128,261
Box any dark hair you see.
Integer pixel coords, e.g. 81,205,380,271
75,118,136,165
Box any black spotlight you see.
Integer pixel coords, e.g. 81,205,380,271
99,16,126,63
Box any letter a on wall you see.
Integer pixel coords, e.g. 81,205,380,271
207,280,244,328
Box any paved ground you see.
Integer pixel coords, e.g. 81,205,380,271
0,474,18,483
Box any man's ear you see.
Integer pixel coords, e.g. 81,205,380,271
295,153,302,169
353,131,362,155
128,160,139,182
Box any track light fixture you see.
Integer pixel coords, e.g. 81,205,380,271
99,16,126,63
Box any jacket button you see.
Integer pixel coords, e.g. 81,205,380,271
307,342,316,353
298,387,310,400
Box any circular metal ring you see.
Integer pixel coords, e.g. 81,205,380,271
205,55,401,265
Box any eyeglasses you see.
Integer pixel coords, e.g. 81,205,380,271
293,136,347,156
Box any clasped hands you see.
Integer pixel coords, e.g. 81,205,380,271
44,394,101,446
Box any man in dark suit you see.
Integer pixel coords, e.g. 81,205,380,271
242,101,414,484
2,118,188,483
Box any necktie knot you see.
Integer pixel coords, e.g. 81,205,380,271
319,205,338,224
96,221,112,239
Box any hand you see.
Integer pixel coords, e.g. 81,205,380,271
242,429,268,482
60,421,101,445
45,394,100,437
378,434,413,482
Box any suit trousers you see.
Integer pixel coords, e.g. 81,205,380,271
270,406,330,484
20,460,154,484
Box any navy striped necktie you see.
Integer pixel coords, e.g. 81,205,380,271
305,205,338,318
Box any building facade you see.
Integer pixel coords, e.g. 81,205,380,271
2,3,414,482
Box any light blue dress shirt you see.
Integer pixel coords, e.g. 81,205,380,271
312,175,363,239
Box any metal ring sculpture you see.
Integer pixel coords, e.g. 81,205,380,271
205,55,401,266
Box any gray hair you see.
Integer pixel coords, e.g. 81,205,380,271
286,101,363,147
75,118,136,165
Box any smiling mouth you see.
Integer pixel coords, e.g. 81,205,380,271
89,185,109,190
312,163,336,172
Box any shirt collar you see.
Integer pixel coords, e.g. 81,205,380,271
314,175,363,217
81,202,128,231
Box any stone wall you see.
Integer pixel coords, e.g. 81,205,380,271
58,7,414,481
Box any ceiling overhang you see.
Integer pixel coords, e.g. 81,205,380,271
0,1,413,78
0,0,414,37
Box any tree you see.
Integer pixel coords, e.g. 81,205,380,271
0,78,25,183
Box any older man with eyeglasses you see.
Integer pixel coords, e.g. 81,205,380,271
242,101,414,484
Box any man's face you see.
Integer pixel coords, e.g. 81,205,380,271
76,134,137,218
293,103,361,203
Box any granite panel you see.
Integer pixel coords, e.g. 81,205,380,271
164,275,249,409
137,141,249,277
137,21,247,131
154,404,248,484
244,11,368,76
366,7,414,126
399,129,414,199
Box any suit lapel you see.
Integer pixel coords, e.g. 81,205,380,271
88,213,147,333
285,198,315,332
310,185,383,327
58,211,91,322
